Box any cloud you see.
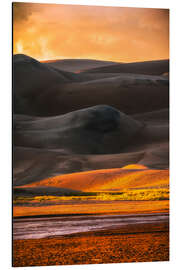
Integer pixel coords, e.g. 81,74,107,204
13,2,41,23
13,3,169,62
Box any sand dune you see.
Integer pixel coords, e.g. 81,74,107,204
13,55,169,199
57,75,168,116
16,75,168,116
13,147,143,186
13,103,168,187
13,54,169,116
83,59,169,75
13,147,144,186
14,105,168,153
43,59,117,73
14,105,143,153
13,54,71,94
78,73,168,85
13,54,77,114
20,167,169,193
133,109,169,124
13,141,168,187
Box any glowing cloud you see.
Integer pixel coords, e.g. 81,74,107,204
13,3,169,62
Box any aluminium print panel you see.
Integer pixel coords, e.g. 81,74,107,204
12,2,169,267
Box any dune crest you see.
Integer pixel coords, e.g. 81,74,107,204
121,164,148,170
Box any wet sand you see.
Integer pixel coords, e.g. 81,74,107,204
13,213,169,240
13,220,169,267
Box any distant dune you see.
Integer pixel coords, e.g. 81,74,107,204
82,59,169,75
13,54,77,114
13,54,169,116
13,54,169,199
42,59,117,73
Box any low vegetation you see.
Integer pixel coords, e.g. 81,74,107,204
96,189,169,201
13,188,169,204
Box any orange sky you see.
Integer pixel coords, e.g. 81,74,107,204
13,3,169,62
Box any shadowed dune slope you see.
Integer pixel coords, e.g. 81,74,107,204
13,186,83,197
13,54,169,116
13,54,78,114
14,105,143,154
13,104,169,186
20,167,169,192
32,75,168,116
13,54,70,95
13,141,168,187
13,147,144,186
42,59,117,73
133,109,169,124
13,55,169,198
83,60,169,75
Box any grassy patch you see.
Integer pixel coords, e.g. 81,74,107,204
96,189,169,201
13,188,169,204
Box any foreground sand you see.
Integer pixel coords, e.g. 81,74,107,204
13,221,169,267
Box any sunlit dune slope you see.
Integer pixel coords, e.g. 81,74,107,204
21,167,169,192
13,142,168,187
121,164,148,170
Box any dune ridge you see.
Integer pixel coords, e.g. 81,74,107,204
19,167,169,193
13,54,169,116
13,54,169,202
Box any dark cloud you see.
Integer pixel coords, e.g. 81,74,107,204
13,2,41,23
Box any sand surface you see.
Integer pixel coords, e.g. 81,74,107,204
13,220,169,267
13,212,169,240
13,200,169,217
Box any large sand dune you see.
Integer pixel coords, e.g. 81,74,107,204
13,54,169,116
13,141,168,187
19,167,169,193
14,105,143,153
13,54,77,114
13,54,169,198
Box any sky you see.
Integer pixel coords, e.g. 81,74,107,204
13,2,169,62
